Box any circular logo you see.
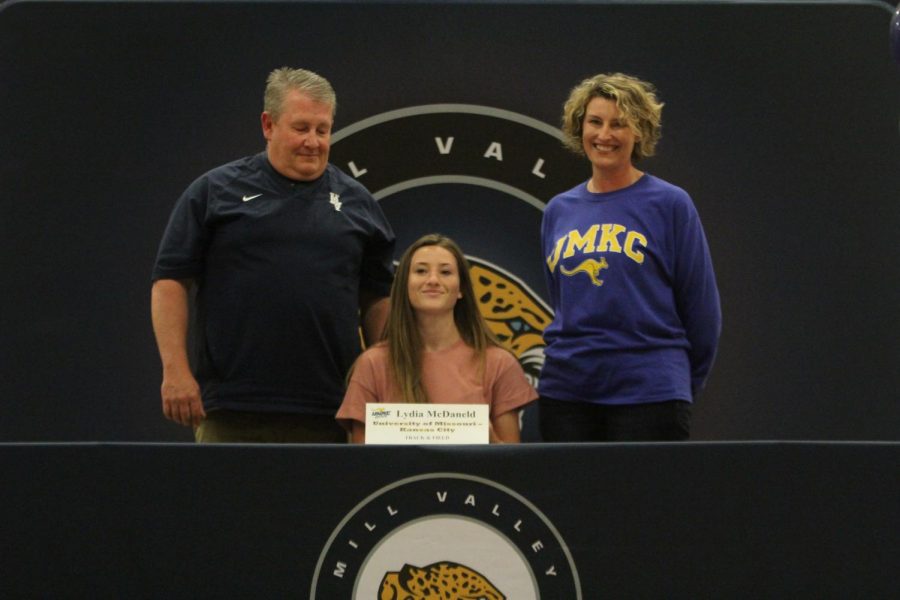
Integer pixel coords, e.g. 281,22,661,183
310,473,581,598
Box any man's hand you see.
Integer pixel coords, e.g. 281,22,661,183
161,369,205,427
151,278,204,427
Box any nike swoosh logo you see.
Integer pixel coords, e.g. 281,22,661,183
242,194,262,202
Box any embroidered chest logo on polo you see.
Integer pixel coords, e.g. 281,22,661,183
329,192,342,212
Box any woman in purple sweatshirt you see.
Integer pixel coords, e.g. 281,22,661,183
539,73,721,441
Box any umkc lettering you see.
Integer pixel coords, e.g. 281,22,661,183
546,224,648,275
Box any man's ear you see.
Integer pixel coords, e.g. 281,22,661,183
261,112,274,140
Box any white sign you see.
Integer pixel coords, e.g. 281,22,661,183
364,403,490,445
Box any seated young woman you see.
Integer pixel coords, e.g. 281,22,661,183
336,233,537,443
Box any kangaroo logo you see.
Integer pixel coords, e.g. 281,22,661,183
560,257,609,286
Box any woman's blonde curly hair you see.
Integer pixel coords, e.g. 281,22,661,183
561,72,664,163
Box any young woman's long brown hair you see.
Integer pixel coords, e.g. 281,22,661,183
384,233,499,403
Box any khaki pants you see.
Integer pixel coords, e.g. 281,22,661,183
195,410,348,443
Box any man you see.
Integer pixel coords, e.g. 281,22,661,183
151,67,395,442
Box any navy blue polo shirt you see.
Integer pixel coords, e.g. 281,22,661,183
153,152,395,415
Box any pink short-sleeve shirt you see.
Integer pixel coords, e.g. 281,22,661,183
335,340,537,430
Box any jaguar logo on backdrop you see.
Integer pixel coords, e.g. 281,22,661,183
469,259,551,387
310,473,582,598
330,104,585,389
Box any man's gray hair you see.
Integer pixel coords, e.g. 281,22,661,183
264,67,336,120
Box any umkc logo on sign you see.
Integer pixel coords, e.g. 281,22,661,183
329,104,587,387
310,473,582,598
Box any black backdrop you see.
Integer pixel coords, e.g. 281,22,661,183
2,442,898,597
1,0,898,441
